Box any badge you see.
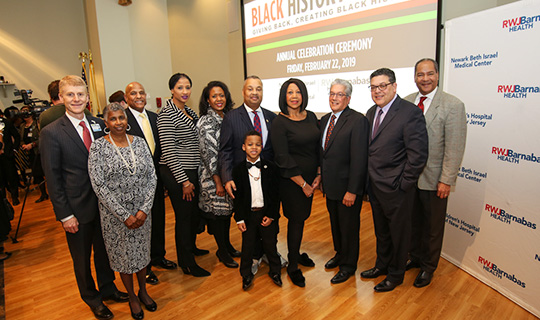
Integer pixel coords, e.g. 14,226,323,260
90,123,102,132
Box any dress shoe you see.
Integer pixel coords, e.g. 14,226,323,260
217,251,239,268
374,278,403,292
288,269,305,287
183,265,211,277
91,304,114,320
269,272,282,287
413,270,433,288
405,259,421,271
192,247,210,256
129,301,144,320
0,252,12,262
228,249,242,258
35,194,49,203
324,256,339,269
12,198,20,206
145,270,159,285
360,267,387,279
331,270,353,284
138,292,157,312
103,291,130,302
242,274,254,290
152,258,177,269
298,252,315,267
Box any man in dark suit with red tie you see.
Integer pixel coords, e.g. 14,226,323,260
40,75,128,320
124,82,177,285
219,76,276,199
319,79,369,284
360,68,428,292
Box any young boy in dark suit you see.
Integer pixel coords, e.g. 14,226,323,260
232,130,282,290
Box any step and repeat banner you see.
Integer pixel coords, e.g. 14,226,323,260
442,0,540,317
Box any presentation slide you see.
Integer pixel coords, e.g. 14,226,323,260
243,0,438,114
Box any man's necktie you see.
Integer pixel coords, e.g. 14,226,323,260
372,109,384,137
418,96,427,112
246,161,261,169
324,114,336,150
79,121,92,151
252,111,262,134
139,113,155,155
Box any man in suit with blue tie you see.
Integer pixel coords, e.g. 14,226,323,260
124,82,177,285
40,75,128,320
404,58,467,288
360,68,428,292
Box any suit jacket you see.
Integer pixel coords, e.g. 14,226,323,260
404,89,467,190
219,104,276,182
39,115,105,223
320,106,369,200
366,95,428,193
126,107,162,167
232,159,280,222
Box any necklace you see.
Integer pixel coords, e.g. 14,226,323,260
109,134,137,175
248,169,261,181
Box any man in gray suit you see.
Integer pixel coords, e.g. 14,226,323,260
404,58,467,288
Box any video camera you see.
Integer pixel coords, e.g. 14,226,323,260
8,89,51,119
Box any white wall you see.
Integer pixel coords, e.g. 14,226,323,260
167,0,241,112
0,0,88,109
87,0,173,112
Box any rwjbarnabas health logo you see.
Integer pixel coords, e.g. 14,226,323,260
478,256,526,288
502,13,539,32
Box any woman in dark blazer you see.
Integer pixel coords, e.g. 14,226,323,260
270,78,321,287
157,73,209,277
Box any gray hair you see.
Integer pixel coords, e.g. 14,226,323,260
330,79,352,96
103,102,127,121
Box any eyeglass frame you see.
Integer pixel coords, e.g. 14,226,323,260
328,92,349,99
369,81,395,91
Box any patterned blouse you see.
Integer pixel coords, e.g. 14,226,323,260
157,99,199,184
197,109,233,216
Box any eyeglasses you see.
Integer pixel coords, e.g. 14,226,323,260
329,92,348,99
369,82,394,91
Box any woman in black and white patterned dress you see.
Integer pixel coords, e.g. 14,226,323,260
88,103,157,319
158,73,210,277
197,81,240,268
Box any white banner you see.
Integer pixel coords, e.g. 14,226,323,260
442,0,540,317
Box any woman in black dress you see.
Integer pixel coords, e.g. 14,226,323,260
271,78,321,287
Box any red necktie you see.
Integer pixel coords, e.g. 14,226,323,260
80,121,92,151
324,115,336,149
418,96,427,112
252,111,262,134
